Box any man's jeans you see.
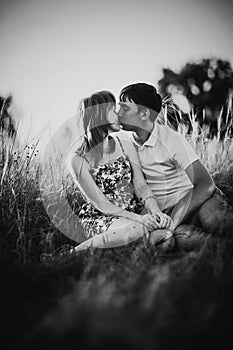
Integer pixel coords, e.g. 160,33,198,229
185,188,233,236
173,188,233,251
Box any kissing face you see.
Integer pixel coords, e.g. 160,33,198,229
106,105,121,132
117,98,140,131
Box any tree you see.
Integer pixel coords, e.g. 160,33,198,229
158,58,233,138
0,95,16,137
0,95,17,168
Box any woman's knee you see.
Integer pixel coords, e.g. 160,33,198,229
123,221,146,243
108,219,144,244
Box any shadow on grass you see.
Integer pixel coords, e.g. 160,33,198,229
2,234,233,350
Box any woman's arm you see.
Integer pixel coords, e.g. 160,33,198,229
119,138,161,212
68,153,157,231
119,138,173,229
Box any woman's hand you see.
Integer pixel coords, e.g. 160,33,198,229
141,213,160,232
151,212,173,229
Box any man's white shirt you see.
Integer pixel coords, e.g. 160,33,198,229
117,123,199,212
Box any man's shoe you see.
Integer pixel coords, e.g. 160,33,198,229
174,224,206,252
149,229,175,251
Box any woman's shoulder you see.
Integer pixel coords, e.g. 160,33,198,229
68,150,91,172
74,147,88,159
74,140,92,162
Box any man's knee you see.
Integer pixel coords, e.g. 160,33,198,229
198,193,233,235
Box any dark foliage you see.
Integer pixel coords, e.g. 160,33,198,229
158,58,233,138
0,95,16,137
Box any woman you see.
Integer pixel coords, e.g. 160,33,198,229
67,91,174,251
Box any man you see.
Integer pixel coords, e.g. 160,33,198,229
117,83,233,248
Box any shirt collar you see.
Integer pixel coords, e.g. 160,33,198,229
132,123,158,148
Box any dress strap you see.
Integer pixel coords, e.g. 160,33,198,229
115,136,127,156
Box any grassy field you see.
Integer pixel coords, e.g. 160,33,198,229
1,110,233,350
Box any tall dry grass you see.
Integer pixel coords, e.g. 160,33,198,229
1,102,233,262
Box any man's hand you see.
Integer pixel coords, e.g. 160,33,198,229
151,212,173,229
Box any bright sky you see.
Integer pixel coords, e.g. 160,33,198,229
1,0,233,148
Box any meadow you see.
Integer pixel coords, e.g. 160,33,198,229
1,106,233,350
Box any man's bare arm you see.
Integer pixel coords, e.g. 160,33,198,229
171,160,216,229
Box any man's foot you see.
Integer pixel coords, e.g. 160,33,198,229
174,224,206,252
148,229,175,251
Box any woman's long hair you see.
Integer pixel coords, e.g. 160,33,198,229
77,91,116,166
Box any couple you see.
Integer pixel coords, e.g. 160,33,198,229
68,83,233,252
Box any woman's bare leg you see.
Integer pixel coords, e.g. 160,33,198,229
74,218,148,251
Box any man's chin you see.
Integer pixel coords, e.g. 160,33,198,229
120,124,130,131
120,125,136,133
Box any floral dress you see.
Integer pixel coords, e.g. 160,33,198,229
77,137,144,239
